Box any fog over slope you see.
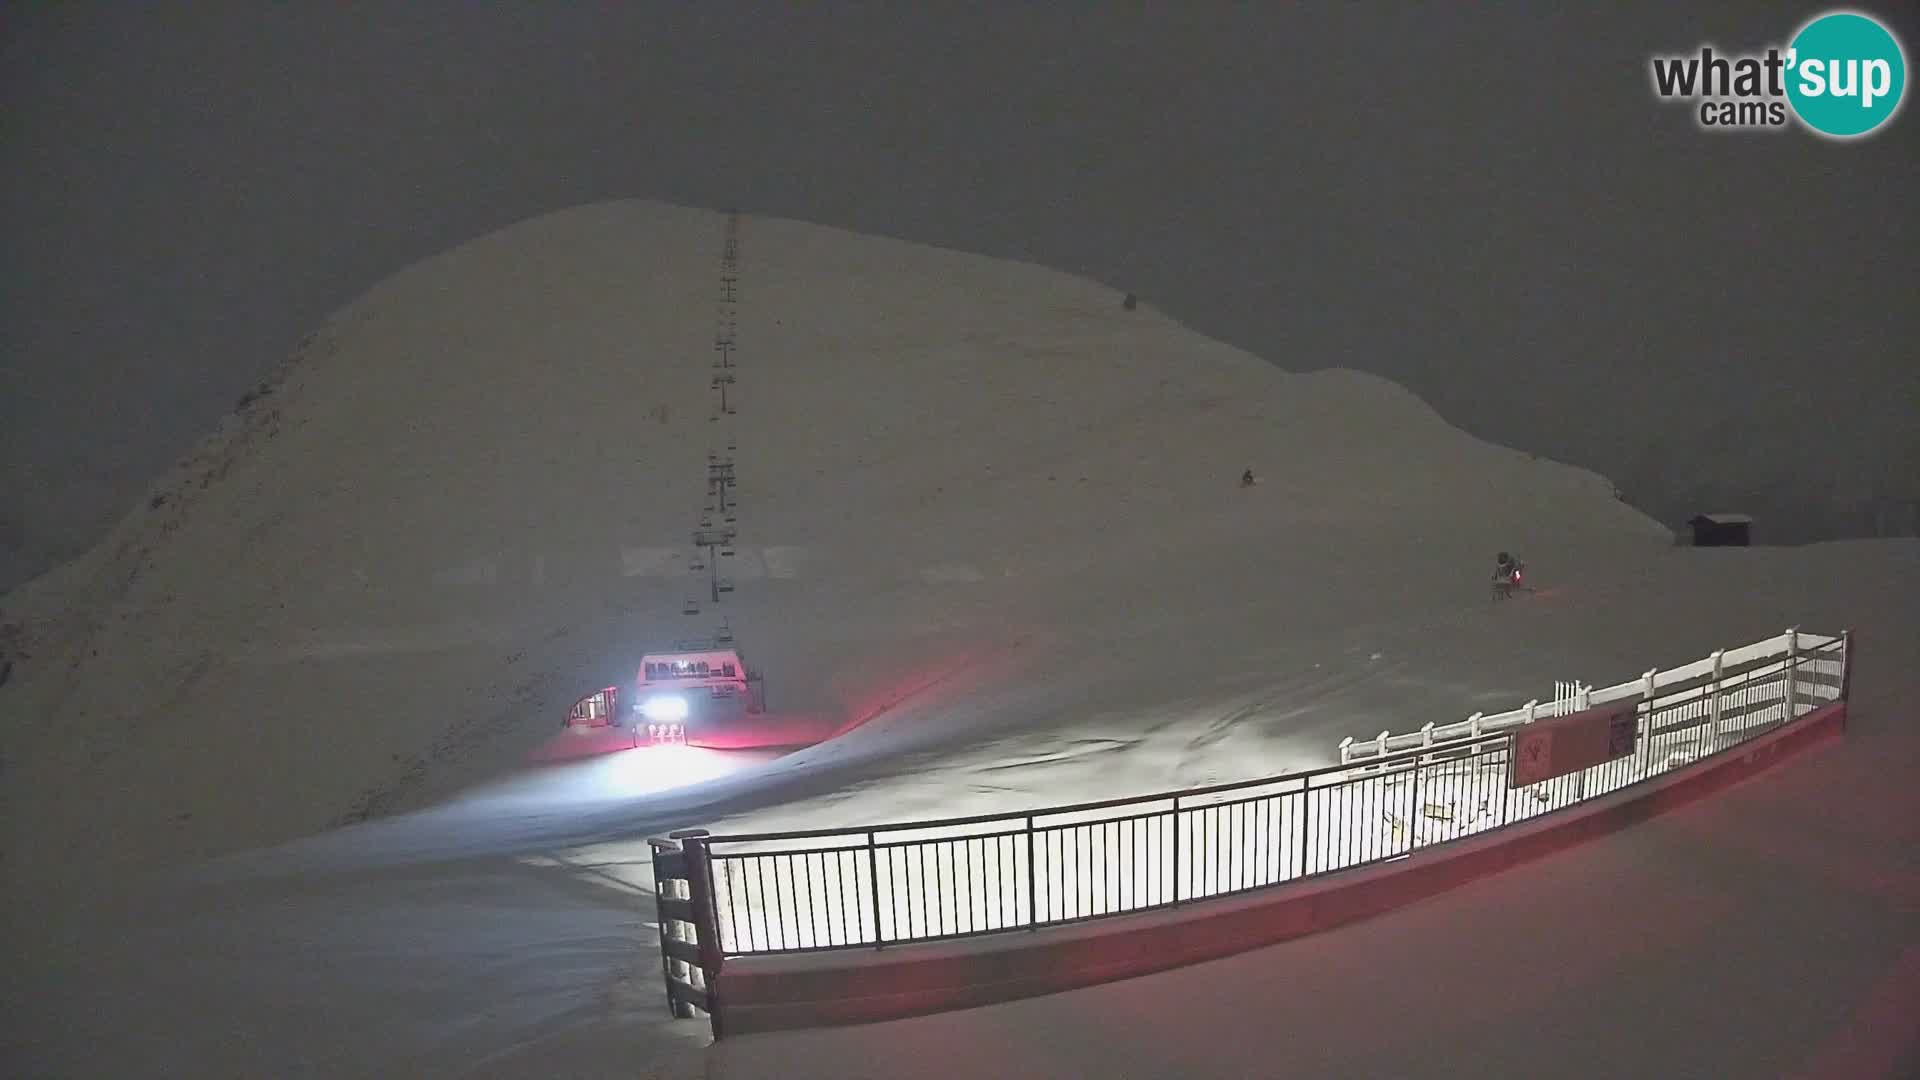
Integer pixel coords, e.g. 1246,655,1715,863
4,5,1917,594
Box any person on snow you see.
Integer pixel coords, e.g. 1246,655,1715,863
1492,551,1527,597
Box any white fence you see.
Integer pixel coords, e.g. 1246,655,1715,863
1339,628,1836,766
669,629,1848,957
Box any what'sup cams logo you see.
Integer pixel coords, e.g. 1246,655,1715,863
1651,9,1907,138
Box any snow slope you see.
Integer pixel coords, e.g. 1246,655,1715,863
0,199,1663,896
4,199,1907,1076
711,567,1920,1079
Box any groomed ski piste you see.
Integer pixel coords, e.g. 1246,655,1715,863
2,201,1915,1078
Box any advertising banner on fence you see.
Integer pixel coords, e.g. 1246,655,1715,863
1509,699,1640,788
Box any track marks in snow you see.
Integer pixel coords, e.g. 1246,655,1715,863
971,736,1141,775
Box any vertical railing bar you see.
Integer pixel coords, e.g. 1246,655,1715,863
1024,816,1037,930
836,849,851,946
1082,823,1092,917
819,851,834,947
1363,771,1375,866
752,856,769,953
888,841,903,944
1232,800,1243,892
1108,820,1117,914
1058,827,1068,922
1367,768,1382,860
964,837,976,934
764,854,781,952
952,834,967,933
766,854,785,952
1193,807,1203,899
1219,804,1228,894
1006,834,1021,926
799,851,815,949
1090,822,1100,915
1210,805,1220,896
919,843,933,941
1297,786,1309,880
1043,828,1055,923
954,838,966,934
781,853,798,951
925,841,938,940
937,839,950,937
800,850,817,949
1130,817,1141,910
750,855,765,954
1351,776,1362,868
1360,775,1372,866
1258,795,1269,886
1171,795,1182,906
966,836,978,934
905,842,917,942
721,849,741,949
1062,825,1074,921
1198,803,1213,895
1228,803,1237,892
822,851,837,946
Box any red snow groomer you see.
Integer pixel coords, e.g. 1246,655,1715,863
563,642,766,746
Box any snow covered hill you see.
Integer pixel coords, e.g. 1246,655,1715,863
0,199,1667,899
9,199,1907,1077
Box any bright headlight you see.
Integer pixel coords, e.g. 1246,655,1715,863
641,695,689,722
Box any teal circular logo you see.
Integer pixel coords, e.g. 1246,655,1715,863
1786,11,1907,138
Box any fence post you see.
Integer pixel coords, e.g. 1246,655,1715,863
649,837,692,1019
1839,629,1854,703
1169,798,1183,906
674,829,726,1039
1782,626,1799,722
1707,649,1726,748
1409,748,1425,851
1339,736,1354,765
1026,817,1039,926
1420,722,1435,749
1637,669,1657,772
1524,698,1538,724
1291,782,1306,881
867,831,883,946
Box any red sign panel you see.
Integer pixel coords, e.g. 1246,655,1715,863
1508,699,1640,788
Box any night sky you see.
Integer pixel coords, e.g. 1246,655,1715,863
4,3,1915,590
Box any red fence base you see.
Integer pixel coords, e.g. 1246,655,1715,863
717,700,1848,1035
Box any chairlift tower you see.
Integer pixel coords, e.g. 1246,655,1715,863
707,458,736,514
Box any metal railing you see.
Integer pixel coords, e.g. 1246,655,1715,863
1338,628,1830,765
654,630,1848,967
